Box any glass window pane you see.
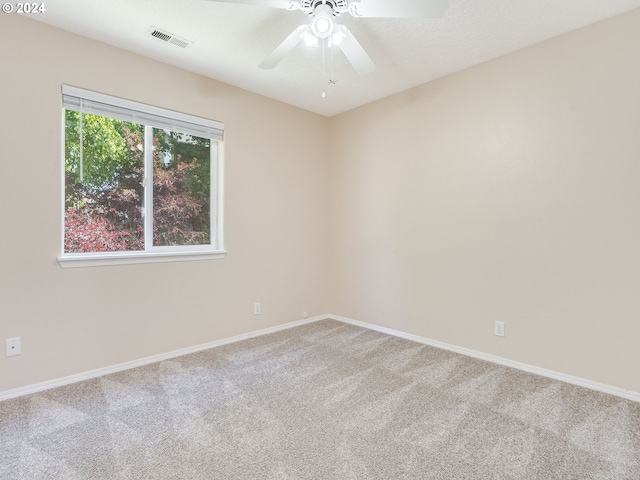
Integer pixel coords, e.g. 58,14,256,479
152,128,211,247
64,111,145,253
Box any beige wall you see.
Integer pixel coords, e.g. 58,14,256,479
327,9,640,392
0,15,329,392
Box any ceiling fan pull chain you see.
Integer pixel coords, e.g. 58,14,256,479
322,36,326,76
331,41,334,78
321,38,326,98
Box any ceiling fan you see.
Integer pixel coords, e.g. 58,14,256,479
205,0,449,76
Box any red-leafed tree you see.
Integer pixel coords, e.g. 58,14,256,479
64,207,131,252
153,158,209,246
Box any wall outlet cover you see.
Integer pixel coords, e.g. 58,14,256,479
6,337,21,357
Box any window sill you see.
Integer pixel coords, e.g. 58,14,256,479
58,250,227,268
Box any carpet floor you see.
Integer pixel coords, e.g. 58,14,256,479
1,319,639,479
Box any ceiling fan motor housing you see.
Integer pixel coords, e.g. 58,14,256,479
299,0,349,17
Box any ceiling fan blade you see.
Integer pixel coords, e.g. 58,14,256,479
351,0,449,18
205,0,295,9
337,28,375,76
259,25,306,69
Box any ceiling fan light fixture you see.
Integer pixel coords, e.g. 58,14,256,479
315,17,332,34
311,13,334,38
300,26,319,47
328,24,347,46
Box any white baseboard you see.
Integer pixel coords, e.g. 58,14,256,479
0,315,324,402
327,314,640,403
3,313,639,404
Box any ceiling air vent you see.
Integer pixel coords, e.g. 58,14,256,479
146,27,192,49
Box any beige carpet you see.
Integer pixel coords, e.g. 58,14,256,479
1,319,639,479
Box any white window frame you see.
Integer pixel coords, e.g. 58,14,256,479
58,85,226,268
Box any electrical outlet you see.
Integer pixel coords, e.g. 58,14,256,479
495,321,505,337
253,303,261,315
303,311,309,319
6,337,21,357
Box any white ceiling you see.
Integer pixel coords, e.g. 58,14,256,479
28,0,640,117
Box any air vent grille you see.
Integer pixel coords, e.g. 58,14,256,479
146,27,192,49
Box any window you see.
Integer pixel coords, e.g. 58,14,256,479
58,86,225,268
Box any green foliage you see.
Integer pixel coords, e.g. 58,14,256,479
65,111,142,194
153,129,210,200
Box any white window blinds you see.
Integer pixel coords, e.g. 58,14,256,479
62,85,224,141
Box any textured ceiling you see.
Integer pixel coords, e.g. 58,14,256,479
25,0,640,116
